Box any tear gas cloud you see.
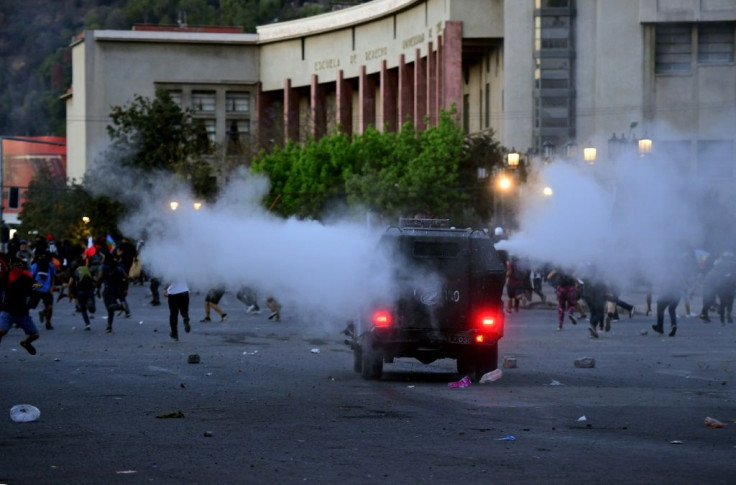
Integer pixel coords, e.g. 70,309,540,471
118,174,400,331
498,145,734,291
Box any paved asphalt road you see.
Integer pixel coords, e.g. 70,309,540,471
1,284,735,484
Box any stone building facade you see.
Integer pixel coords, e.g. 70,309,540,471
66,0,736,182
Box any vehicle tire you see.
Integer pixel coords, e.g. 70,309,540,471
473,344,499,382
360,335,383,380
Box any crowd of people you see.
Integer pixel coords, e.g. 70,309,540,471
493,226,736,339
0,232,282,354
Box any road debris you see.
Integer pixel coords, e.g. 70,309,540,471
448,376,471,389
503,357,517,368
310,348,320,354
574,357,596,368
705,416,726,428
187,354,201,364
495,435,516,441
480,369,503,383
10,404,41,422
156,411,185,419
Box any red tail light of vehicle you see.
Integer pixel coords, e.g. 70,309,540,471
473,309,504,340
478,313,497,328
372,310,393,328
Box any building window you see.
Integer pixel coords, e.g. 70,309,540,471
227,119,249,142
698,140,734,178
485,83,490,128
200,118,216,142
226,92,249,113
699,22,735,64
536,0,571,7
656,24,692,73
192,91,216,112
169,90,182,107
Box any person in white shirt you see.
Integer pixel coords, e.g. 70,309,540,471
164,279,190,340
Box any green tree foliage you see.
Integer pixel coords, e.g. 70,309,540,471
253,110,504,225
18,166,123,247
251,131,358,218
462,129,506,224
106,89,217,199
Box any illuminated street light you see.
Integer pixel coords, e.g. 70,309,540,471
82,216,90,224
507,150,520,169
193,202,203,211
638,137,652,156
497,175,513,191
583,147,597,165
543,186,554,197
170,201,179,211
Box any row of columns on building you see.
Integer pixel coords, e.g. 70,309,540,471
256,21,463,149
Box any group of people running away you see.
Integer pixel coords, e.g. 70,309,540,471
0,233,283,354
502,248,736,339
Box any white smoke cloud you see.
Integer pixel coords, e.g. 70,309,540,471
120,173,398,331
498,149,712,291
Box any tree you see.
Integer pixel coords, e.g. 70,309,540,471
105,88,217,199
252,108,505,225
18,166,123,247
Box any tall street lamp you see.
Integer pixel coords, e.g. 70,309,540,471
638,137,653,157
583,147,597,165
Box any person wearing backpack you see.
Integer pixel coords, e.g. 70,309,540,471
28,253,57,330
69,256,97,331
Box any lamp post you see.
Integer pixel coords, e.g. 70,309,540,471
494,170,514,227
638,137,652,157
507,149,520,169
583,147,597,165
169,201,179,211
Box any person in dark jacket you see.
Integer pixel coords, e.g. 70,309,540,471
0,258,41,354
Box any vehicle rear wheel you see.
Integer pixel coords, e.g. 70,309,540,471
473,344,499,382
360,335,383,380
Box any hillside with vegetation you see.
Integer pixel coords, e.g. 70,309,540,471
0,0,370,137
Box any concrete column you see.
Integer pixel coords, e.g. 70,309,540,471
398,54,414,127
336,69,353,135
414,48,427,131
436,34,444,121
310,74,326,140
359,65,376,134
256,82,270,150
380,60,397,132
427,41,437,127
443,21,463,123
284,78,299,144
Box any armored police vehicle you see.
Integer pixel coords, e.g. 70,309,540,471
346,218,507,381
